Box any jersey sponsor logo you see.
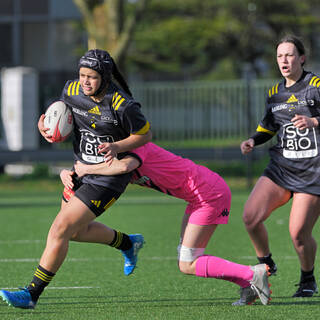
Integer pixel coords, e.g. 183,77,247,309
282,123,318,158
72,107,88,117
88,106,101,115
132,174,170,195
101,115,118,125
79,129,114,163
286,94,298,103
90,119,96,129
271,99,314,113
272,104,288,112
132,175,150,185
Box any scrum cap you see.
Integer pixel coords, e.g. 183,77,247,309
78,49,114,96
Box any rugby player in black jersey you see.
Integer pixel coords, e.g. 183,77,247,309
0,49,151,309
240,35,320,301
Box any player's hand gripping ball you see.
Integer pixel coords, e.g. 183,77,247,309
44,101,73,143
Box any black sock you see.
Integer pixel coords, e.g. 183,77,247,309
300,268,315,283
109,230,132,251
257,253,275,268
27,265,55,302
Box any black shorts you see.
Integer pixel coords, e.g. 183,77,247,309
62,175,121,217
263,160,320,196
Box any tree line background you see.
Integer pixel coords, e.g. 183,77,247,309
73,0,320,81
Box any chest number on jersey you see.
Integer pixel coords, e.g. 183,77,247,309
282,123,318,158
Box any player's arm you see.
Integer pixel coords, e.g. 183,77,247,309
100,130,152,154
99,102,152,163
98,130,151,163
241,126,274,155
74,156,140,177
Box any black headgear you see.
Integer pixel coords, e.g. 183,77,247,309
78,49,114,96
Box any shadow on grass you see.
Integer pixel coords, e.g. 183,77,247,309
34,295,249,308
36,293,320,308
1,294,319,315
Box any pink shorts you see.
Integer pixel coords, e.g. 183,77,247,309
185,166,231,225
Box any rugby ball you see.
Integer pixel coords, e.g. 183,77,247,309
44,101,73,143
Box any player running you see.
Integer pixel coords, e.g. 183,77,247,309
0,49,151,309
240,35,320,298
61,142,271,306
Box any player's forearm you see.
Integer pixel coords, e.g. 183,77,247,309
84,160,129,176
77,157,139,176
113,130,152,153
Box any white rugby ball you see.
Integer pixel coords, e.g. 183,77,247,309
44,101,73,143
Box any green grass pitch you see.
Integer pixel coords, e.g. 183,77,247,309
0,182,320,319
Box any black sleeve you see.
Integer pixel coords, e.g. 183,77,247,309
250,132,273,146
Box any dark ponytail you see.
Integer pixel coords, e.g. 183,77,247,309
110,57,133,97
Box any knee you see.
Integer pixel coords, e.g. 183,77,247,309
242,206,263,231
177,245,204,275
290,229,306,247
242,211,256,230
49,216,73,241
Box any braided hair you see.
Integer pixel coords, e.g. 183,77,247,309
78,49,132,96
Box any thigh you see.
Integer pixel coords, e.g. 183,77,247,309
289,193,320,235
181,217,218,248
52,195,97,238
244,176,292,221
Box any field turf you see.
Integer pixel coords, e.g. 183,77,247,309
0,180,320,319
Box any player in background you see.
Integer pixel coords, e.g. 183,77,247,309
60,142,271,306
240,35,320,298
0,49,151,309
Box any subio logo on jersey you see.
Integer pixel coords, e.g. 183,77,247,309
79,129,114,163
282,123,318,159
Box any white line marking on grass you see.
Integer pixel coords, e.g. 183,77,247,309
0,240,42,244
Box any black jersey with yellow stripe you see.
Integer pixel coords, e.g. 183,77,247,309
257,70,320,194
61,80,150,192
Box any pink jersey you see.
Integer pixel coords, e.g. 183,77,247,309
130,143,220,202
130,143,231,225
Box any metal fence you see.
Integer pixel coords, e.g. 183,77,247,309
131,79,278,142
0,77,279,161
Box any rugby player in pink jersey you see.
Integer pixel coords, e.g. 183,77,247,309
61,142,271,306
